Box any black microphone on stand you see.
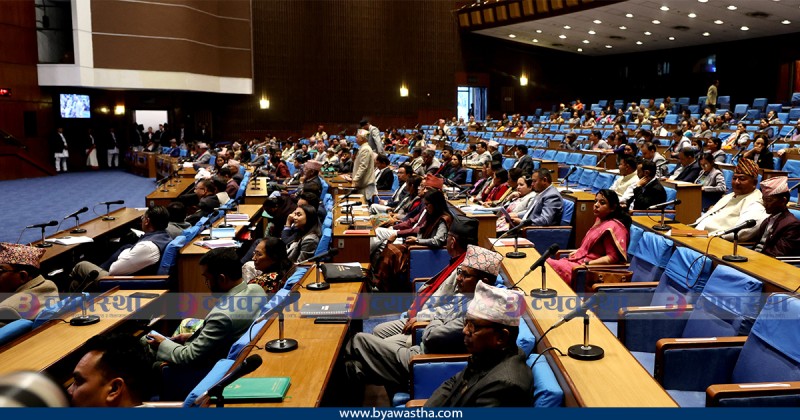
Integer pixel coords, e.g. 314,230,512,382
526,244,560,298
714,219,757,263
649,199,681,231
495,219,533,259
99,200,124,221
27,220,58,248
648,198,681,210
63,207,89,234
533,291,608,361
200,354,263,407
562,166,577,193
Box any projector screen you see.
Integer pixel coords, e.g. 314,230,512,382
134,110,169,132
59,94,91,118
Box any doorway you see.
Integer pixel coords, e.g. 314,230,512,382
457,87,487,122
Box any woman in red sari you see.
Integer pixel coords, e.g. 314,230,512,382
548,189,630,287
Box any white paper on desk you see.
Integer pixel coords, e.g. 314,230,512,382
225,213,250,220
337,216,370,222
194,239,239,249
489,238,535,247
46,236,94,245
460,205,496,213
182,162,194,168
227,221,251,226
199,227,236,238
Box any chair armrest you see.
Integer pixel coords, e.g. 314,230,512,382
406,399,427,408
412,277,433,284
411,321,431,346
618,305,694,353
654,336,747,392
99,275,170,281
554,250,576,258
409,353,470,364
592,281,660,292
706,381,800,407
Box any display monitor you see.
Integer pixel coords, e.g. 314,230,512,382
59,94,90,118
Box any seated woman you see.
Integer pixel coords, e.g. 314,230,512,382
372,189,452,292
483,168,521,208
446,154,468,184
696,120,713,139
695,152,727,210
548,189,631,288
475,169,510,204
743,133,775,170
722,123,751,150
284,204,321,263
496,175,536,232
243,237,293,294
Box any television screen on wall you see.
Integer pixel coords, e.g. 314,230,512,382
60,94,91,118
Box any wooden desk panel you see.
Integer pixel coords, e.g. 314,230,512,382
331,195,373,264
0,289,167,375
632,216,800,293
326,176,353,197
496,245,677,407
562,191,596,246
244,177,269,205
659,179,702,224
224,266,364,407
178,205,263,293
146,177,195,207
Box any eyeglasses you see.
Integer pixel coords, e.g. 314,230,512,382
464,319,495,334
456,268,476,278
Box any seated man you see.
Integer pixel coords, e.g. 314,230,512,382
375,154,394,191
752,176,800,257
627,159,667,210
298,160,322,193
415,149,441,176
370,164,411,214
609,156,639,200
338,148,353,174
145,248,266,368
692,158,767,241
344,245,504,399
640,142,669,179
0,243,59,327
193,143,211,164
218,166,239,199
511,169,562,227
69,206,173,291
425,281,532,407
165,202,190,239
669,147,701,182
68,334,155,407
185,178,221,225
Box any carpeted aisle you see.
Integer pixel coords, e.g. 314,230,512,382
0,170,158,244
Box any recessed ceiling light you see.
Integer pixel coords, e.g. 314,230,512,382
652,20,661,24
508,34,516,38
626,13,634,18
688,13,697,18
582,39,590,44
644,31,652,35
698,0,708,3
783,20,791,24
714,20,724,24
703,32,710,36
559,34,567,39
636,41,643,45
660,6,670,11
536,29,542,33
605,45,613,49
619,26,627,30
740,26,749,31
564,25,571,29
593,19,602,24
668,36,675,40
727,5,738,10
588,30,596,35
532,39,539,43
577,48,583,52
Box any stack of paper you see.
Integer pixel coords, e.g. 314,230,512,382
194,239,239,249
46,236,94,246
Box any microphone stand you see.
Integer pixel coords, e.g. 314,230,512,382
70,292,100,326
306,260,331,291
159,177,169,192
35,225,52,249
102,203,116,221
722,230,748,263
530,264,557,299
652,207,671,231
562,168,574,194
505,227,526,259
265,309,299,353
218,208,232,228
567,312,604,360
69,214,87,234
203,219,217,240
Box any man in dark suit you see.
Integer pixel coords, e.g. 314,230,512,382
512,169,562,226
512,145,534,177
753,176,800,257
629,159,667,210
375,154,394,191
670,147,701,182
185,178,221,225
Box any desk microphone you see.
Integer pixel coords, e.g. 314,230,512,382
648,199,681,210
521,243,559,279
99,200,124,221
26,220,58,229
63,207,89,234
550,291,607,329
709,219,757,238
296,248,339,265
99,200,124,205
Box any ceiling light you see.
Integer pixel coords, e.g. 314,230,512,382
532,39,539,43
668,36,675,40
536,29,542,33
727,5,737,10
619,26,627,30
698,0,708,3
605,45,613,49
783,20,791,24
740,26,749,30
688,13,697,18
714,20,724,24
652,19,661,24
577,48,583,52
508,34,516,38
582,39,590,44
588,30,596,34
626,13,634,18
703,32,710,36
559,34,567,39
564,25,571,29
660,6,670,11
636,41,643,45
644,31,652,35
593,19,602,24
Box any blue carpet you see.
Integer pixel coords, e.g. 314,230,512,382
0,170,158,244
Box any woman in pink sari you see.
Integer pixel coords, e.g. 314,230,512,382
548,189,630,287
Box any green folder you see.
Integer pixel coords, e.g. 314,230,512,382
219,377,291,402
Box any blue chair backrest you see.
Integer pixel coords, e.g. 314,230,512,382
527,353,565,407
664,114,678,125
651,247,713,307
744,109,761,122
731,293,800,384
182,225,201,242
543,150,557,160
561,199,574,225
409,248,451,281
0,319,34,346
32,297,72,329
734,104,748,117
722,168,734,192
752,98,767,111
579,154,597,166
789,107,800,122
183,359,236,407
766,103,782,114
628,232,674,283
315,227,333,256
180,149,188,157
208,155,216,167
578,169,598,190
554,151,568,163
680,265,763,339
783,160,800,178
391,172,399,192
157,236,188,275
286,161,296,175
628,225,645,258
565,153,581,165
502,158,515,170
664,186,677,209
532,149,545,159
592,172,616,193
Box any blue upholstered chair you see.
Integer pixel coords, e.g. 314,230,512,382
97,235,188,291
0,319,34,346
524,199,575,253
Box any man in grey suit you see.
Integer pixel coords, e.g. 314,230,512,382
360,118,384,155
146,248,266,368
512,169,562,226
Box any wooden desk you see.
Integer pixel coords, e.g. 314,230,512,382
36,208,146,274
331,194,373,264
177,205,263,293
179,166,197,178
0,289,166,376
128,151,158,178
156,155,178,179
146,177,195,207
561,190,596,246
659,179,702,224
326,175,353,197
535,159,559,175
496,244,677,407
244,177,269,205
631,216,800,294
222,266,364,407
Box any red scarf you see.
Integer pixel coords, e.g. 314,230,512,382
407,253,465,317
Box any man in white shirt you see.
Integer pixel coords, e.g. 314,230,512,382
692,158,767,241
465,141,491,166
610,156,639,204
69,206,173,290
651,118,669,137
